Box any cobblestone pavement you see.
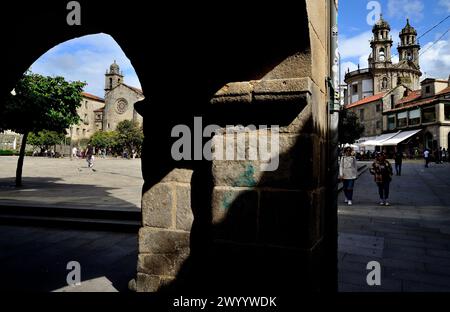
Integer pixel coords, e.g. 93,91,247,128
339,161,450,292
0,156,142,210
0,225,137,292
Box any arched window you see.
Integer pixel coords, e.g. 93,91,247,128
407,52,412,61
109,77,113,89
379,48,385,61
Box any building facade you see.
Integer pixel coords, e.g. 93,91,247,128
346,92,385,137
382,78,450,151
68,61,144,145
69,92,105,143
344,17,422,106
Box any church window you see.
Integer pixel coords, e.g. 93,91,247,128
109,78,113,89
425,86,431,94
85,101,88,109
352,84,358,94
391,94,395,110
115,98,129,114
379,48,385,61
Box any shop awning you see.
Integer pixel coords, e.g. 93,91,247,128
360,132,400,146
379,129,422,146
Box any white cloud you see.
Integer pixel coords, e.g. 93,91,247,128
420,39,450,79
340,31,373,59
387,0,424,21
439,0,450,12
29,33,142,97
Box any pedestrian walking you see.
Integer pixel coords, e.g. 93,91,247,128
370,152,393,206
72,147,78,159
394,149,403,176
424,149,430,168
339,146,358,206
86,144,95,169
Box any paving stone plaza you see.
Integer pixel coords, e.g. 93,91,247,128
0,156,142,210
1,156,450,291
339,161,450,291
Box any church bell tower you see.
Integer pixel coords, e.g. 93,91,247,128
105,60,124,92
398,19,420,68
370,14,393,67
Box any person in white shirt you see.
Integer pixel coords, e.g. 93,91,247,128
424,149,430,168
72,147,78,159
339,146,358,206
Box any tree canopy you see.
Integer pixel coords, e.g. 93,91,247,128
1,72,85,186
27,130,66,153
338,109,365,145
116,120,144,155
2,72,85,134
89,130,118,150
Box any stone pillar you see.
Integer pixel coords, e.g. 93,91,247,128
132,0,335,292
133,169,194,292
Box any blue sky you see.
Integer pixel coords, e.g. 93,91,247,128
340,0,450,83
29,33,141,97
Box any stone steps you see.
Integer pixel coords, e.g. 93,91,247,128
0,204,141,232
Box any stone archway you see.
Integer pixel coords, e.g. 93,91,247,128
1,0,337,293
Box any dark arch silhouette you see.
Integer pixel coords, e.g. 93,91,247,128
1,0,337,294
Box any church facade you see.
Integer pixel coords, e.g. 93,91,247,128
69,61,144,144
344,16,422,106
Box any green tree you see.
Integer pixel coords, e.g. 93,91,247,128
27,130,66,154
1,72,85,186
89,130,118,150
116,120,144,157
338,110,365,145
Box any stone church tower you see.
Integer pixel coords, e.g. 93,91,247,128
398,19,420,68
369,14,393,67
103,61,144,131
105,60,123,91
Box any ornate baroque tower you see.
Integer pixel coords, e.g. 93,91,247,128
105,60,124,92
370,14,393,67
398,19,420,68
